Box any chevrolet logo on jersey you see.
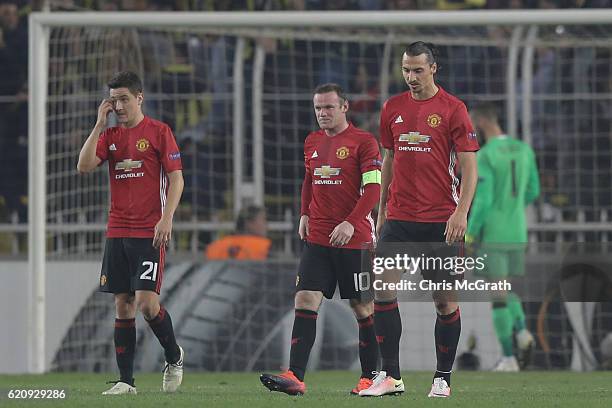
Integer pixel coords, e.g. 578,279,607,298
314,165,341,178
314,165,342,185
115,159,143,172
399,132,431,144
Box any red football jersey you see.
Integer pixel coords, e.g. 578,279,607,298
380,87,479,223
96,116,183,238
303,124,381,249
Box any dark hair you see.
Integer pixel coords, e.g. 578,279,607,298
470,102,500,122
236,205,264,233
313,83,348,103
107,71,143,96
405,41,438,65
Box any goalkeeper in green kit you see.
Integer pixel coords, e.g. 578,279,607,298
466,103,540,372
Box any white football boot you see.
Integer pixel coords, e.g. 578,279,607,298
102,381,137,395
359,371,405,397
428,377,451,398
162,345,184,392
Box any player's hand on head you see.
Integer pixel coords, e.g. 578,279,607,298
298,215,309,240
329,221,354,247
445,210,467,244
96,98,114,128
153,216,173,248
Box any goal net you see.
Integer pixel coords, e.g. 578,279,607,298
28,10,612,373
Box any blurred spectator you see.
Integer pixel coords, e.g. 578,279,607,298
282,0,306,9
205,205,271,260
573,0,612,7
303,0,323,8
0,195,15,253
485,0,524,68
537,0,559,7
0,0,27,219
324,0,359,9
357,0,383,9
0,1,25,94
96,0,120,10
389,0,419,9
204,35,231,136
51,0,77,10
120,0,149,10
350,60,380,133
482,25,513,95
486,0,525,7
435,0,486,9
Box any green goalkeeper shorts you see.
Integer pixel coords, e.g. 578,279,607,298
476,248,526,279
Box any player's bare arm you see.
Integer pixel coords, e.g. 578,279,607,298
77,99,112,173
376,148,394,237
298,215,309,240
445,151,477,243
153,170,184,248
329,220,354,247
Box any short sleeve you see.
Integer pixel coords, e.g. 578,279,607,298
158,125,183,173
359,135,382,174
304,137,311,173
450,103,479,152
379,100,394,150
95,129,109,163
303,133,317,174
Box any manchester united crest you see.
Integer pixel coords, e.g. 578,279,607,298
136,138,150,152
336,146,350,160
427,113,442,128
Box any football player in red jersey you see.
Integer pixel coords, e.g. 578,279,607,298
359,42,479,398
260,84,382,396
77,71,185,395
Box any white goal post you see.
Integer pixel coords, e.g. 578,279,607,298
29,9,612,373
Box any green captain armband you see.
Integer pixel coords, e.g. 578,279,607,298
362,169,381,185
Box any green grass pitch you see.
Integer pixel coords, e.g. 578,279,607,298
1,371,611,407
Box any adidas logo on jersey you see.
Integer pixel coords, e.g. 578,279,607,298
394,115,403,124
109,143,117,151
311,150,318,158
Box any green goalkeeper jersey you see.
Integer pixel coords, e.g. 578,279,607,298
466,135,540,243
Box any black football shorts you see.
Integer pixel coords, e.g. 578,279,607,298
296,241,374,301
99,238,165,294
378,220,463,282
